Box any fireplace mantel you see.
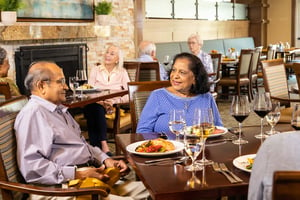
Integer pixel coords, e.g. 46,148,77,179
0,24,97,41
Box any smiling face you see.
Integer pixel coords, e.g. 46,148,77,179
169,57,195,96
104,45,119,67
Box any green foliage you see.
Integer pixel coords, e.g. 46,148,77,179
0,0,24,11
95,1,112,15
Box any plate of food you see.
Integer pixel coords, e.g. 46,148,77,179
76,84,99,92
233,154,256,173
182,126,228,138
222,58,237,62
126,138,184,157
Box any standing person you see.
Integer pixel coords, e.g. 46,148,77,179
137,52,222,133
137,40,169,80
14,61,148,199
0,46,21,96
187,34,214,75
84,45,130,156
248,131,300,200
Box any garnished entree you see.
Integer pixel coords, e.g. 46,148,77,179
135,138,175,153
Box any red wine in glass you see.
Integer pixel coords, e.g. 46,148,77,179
254,109,271,118
77,80,87,85
232,114,249,123
292,125,300,130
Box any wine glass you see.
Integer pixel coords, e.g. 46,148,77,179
196,108,214,166
291,104,300,130
76,69,87,99
168,109,186,141
265,101,281,135
253,92,272,139
230,95,251,145
185,171,201,189
69,76,79,98
184,111,204,171
163,55,170,67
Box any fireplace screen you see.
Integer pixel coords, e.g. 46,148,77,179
15,43,88,95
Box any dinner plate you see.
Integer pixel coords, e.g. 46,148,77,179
181,126,228,138
233,154,256,173
126,140,184,157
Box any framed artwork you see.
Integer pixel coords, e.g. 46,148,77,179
17,0,94,22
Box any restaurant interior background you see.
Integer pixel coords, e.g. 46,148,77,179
0,0,295,85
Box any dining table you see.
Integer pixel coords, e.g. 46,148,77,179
116,124,294,200
63,89,128,109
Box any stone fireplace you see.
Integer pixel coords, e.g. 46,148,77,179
14,43,88,95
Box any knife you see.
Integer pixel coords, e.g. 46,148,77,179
144,156,183,164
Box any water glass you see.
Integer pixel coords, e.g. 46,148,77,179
265,101,281,135
168,109,186,141
291,104,300,130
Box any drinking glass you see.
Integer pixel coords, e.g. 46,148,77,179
184,125,204,171
265,101,281,135
76,69,87,98
196,108,214,166
69,76,79,98
168,109,186,141
291,104,300,130
163,55,170,67
230,95,250,145
253,92,272,139
185,171,201,189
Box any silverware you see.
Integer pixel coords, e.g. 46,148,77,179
219,163,243,183
144,156,185,164
212,162,237,184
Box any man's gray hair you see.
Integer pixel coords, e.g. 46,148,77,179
0,47,7,65
24,61,56,91
188,33,203,46
138,41,156,57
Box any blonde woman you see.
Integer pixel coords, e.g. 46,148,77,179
84,45,130,155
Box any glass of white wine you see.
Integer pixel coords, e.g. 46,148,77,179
265,101,281,135
69,76,79,98
168,109,186,141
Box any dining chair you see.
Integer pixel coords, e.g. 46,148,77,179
0,96,109,200
291,63,300,96
0,82,12,102
209,53,222,100
267,45,277,60
217,49,253,101
138,62,160,81
249,49,261,99
123,61,140,82
262,58,300,123
128,81,171,133
272,171,300,200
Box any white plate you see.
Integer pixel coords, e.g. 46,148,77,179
181,126,228,138
126,140,184,157
76,87,99,92
233,154,256,173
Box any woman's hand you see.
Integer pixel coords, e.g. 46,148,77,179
103,100,114,114
75,165,109,182
104,158,130,176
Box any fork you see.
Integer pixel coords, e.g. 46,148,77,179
212,162,237,183
219,163,243,183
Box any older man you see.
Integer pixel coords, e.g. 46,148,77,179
14,61,148,200
137,40,168,80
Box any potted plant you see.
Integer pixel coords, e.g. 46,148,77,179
0,0,24,25
94,1,112,25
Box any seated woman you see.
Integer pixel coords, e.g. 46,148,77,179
84,45,130,156
0,46,21,97
137,52,223,133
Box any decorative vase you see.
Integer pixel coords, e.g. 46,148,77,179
1,11,17,25
97,15,110,25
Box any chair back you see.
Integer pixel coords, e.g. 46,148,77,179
267,45,277,60
210,53,222,80
238,49,253,79
262,59,290,105
128,81,171,132
251,49,261,76
273,171,300,200
123,61,140,82
0,96,28,200
138,62,160,81
0,82,11,102
291,63,300,96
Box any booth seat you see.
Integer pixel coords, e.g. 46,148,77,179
155,37,255,63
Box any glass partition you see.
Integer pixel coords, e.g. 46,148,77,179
174,0,196,19
235,3,248,20
145,0,172,18
218,2,233,20
198,1,216,20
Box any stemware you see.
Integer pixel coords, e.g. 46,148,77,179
265,101,281,135
69,76,79,98
291,104,300,130
163,55,170,67
76,69,88,99
168,109,186,141
196,108,214,166
185,171,201,189
253,92,272,139
230,95,250,145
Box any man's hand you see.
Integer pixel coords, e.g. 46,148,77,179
75,165,109,182
104,158,130,176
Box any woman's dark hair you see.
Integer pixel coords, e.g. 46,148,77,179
169,52,209,95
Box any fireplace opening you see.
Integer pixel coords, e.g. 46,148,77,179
15,43,88,95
